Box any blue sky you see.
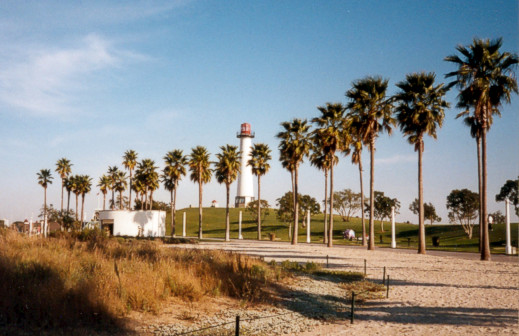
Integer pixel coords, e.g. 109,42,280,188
0,0,517,223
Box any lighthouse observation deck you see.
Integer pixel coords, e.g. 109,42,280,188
236,122,255,138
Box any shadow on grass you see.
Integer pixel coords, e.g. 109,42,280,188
0,256,132,335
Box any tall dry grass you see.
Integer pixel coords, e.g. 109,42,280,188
0,228,284,332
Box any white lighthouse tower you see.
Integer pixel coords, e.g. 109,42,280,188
235,123,255,208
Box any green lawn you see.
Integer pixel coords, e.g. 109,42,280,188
165,207,518,255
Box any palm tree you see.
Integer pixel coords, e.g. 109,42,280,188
135,159,158,210
64,176,73,215
147,171,160,210
123,150,138,209
98,175,111,210
215,145,241,241
37,169,53,237
309,141,334,245
247,143,272,240
312,103,347,247
77,175,92,223
115,171,128,210
162,150,188,236
277,119,311,245
394,72,449,254
189,146,212,239
445,38,518,260
107,166,119,210
69,175,80,221
347,118,367,246
55,158,72,213
346,76,395,250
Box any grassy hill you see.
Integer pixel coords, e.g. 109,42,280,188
165,207,518,254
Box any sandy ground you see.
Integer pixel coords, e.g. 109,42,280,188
175,239,519,336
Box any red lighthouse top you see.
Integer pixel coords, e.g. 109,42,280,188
237,123,255,138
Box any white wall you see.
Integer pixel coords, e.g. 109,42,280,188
98,210,166,237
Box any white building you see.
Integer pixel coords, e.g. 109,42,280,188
97,210,166,237
235,122,255,207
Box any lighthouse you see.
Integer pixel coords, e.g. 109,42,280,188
235,123,255,208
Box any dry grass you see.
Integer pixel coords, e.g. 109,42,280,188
0,229,285,333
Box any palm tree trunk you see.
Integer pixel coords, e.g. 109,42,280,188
149,191,154,210
292,168,299,245
61,180,64,213
368,138,375,250
119,191,123,210
327,163,334,247
44,187,47,238
173,184,178,236
323,169,328,244
103,193,106,211
67,190,71,215
418,140,426,254
477,137,483,252
111,189,115,210
81,195,85,224
198,170,203,240
75,194,79,221
128,170,133,210
359,153,366,246
257,176,262,240
481,122,490,260
170,189,175,237
225,183,230,242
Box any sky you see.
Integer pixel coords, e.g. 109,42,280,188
0,0,518,224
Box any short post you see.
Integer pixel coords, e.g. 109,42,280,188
350,291,355,324
391,206,396,248
182,212,186,237
235,315,240,336
326,255,329,268
505,199,512,255
383,266,386,286
238,211,243,240
386,275,390,298
364,259,367,277
306,209,311,243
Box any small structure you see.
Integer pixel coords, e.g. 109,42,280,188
97,210,166,237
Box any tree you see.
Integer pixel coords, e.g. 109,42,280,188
134,159,158,210
123,150,138,210
162,150,188,236
409,199,442,225
445,38,518,260
246,200,271,225
67,175,79,220
77,175,92,223
276,192,320,226
215,145,241,241
189,146,212,239
64,176,73,215
394,72,449,254
247,143,272,240
489,210,505,225
55,158,72,213
367,191,400,232
98,175,111,210
37,169,53,237
312,103,347,247
38,204,75,231
495,177,518,216
277,119,311,245
107,166,119,210
114,171,127,210
346,76,395,250
333,189,361,222
446,189,479,238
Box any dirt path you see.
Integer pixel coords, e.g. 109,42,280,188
173,239,519,335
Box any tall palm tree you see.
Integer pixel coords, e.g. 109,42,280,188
162,150,188,236
98,175,111,210
37,169,53,237
135,159,158,210
347,118,367,246
123,150,138,209
115,170,128,210
147,170,160,210
394,72,449,254
215,145,241,241
77,175,92,223
346,76,395,250
64,176,73,215
107,166,119,210
69,175,80,221
55,158,72,213
445,37,518,260
312,103,347,247
189,146,212,239
309,141,334,244
277,119,311,245
247,143,272,240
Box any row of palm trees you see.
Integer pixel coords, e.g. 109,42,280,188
276,37,517,261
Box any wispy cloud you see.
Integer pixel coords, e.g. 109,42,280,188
377,154,415,165
0,34,139,117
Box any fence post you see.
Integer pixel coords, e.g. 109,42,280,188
364,259,367,277
350,291,355,324
235,315,240,336
182,212,186,237
238,211,243,240
386,275,390,298
326,255,329,268
383,266,386,286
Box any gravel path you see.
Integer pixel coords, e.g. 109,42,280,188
144,240,518,335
